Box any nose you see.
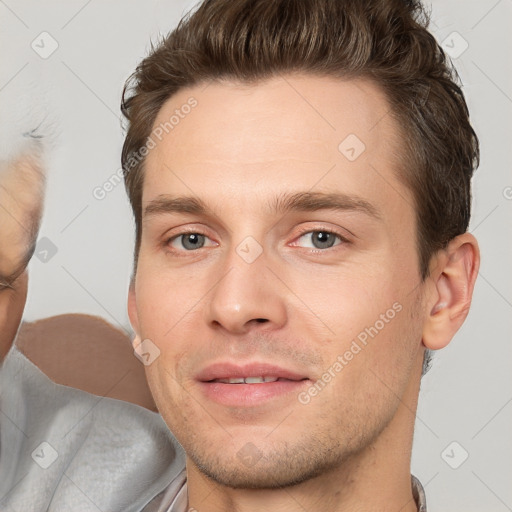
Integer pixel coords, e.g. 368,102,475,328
205,245,287,335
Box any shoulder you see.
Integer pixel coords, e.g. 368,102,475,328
0,335,185,512
15,313,158,412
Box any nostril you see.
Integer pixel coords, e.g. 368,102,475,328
255,318,268,323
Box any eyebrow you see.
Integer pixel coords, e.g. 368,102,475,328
143,191,381,220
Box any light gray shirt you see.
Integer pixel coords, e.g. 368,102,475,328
0,345,185,511
0,345,427,511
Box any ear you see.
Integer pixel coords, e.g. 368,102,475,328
127,277,141,346
423,233,480,350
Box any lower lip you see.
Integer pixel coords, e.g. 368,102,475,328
198,380,309,407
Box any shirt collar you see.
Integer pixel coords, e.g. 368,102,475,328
412,474,427,512
164,472,427,511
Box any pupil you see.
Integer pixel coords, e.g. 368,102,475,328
183,233,204,250
313,232,334,249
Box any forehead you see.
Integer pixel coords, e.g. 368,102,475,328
142,74,411,221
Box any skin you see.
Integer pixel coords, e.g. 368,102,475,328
0,149,44,361
0,271,28,361
128,74,479,511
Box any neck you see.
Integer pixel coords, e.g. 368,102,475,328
187,352,423,512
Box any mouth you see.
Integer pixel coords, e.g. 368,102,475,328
210,376,298,384
196,362,310,407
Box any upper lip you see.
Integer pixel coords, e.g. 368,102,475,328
196,362,309,382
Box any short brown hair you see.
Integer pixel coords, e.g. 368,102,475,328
121,0,479,279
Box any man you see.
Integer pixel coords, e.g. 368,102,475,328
1,0,480,510
0,140,43,361
121,0,480,510
0,137,181,509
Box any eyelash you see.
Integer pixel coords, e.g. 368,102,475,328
164,227,350,256
293,226,350,251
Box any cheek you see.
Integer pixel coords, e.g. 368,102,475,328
286,259,402,338
136,265,201,341
134,271,195,391
141,326,190,423
290,259,422,389
301,301,422,436
0,277,28,360
340,295,422,404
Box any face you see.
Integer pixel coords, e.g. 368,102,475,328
0,271,28,360
0,151,44,361
129,75,428,489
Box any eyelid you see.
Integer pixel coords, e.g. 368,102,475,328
164,223,214,242
164,228,218,254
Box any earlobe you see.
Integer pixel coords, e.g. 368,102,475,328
423,233,480,351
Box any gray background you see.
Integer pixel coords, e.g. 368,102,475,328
1,0,511,510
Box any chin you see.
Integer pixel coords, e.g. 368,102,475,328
187,442,344,490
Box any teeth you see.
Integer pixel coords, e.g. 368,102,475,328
216,376,279,384
244,376,264,384
219,377,245,384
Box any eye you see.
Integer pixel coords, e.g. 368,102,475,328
294,230,345,250
168,232,216,251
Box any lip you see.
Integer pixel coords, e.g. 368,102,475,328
196,362,310,407
196,362,308,382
